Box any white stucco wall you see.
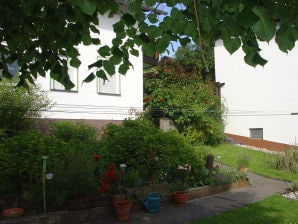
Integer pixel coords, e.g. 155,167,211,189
215,40,298,145
38,12,143,121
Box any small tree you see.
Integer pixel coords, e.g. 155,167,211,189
144,57,225,145
0,77,52,135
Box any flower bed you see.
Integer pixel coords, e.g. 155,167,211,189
0,178,249,224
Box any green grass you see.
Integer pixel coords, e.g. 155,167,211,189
188,195,298,224
202,144,297,182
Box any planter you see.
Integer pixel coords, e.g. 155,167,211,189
141,192,162,213
113,200,132,221
172,191,189,207
1,208,24,218
68,194,113,211
238,167,249,172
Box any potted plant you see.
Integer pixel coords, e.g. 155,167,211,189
99,164,132,221
172,164,191,207
114,164,132,221
237,155,250,172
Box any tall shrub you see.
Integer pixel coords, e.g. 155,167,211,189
0,131,67,204
0,78,51,135
100,119,206,184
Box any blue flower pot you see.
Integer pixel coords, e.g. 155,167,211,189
141,192,162,213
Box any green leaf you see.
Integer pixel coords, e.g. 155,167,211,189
70,58,81,68
110,55,122,65
96,69,108,80
91,38,100,45
119,63,129,75
82,32,92,45
251,6,276,42
243,50,267,67
113,22,125,33
111,47,123,57
139,34,151,43
130,49,139,57
112,38,122,46
103,60,115,75
157,38,169,53
275,26,296,52
179,37,191,46
83,72,96,83
144,0,156,6
236,8,258,28
88,60,103,70
98,46,111,57
223,36,241,54
148,14,158,24
122,13,136,26
90,25,100,34
81,0,96,16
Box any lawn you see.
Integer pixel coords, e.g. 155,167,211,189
188,195,298,224
202,144,297,182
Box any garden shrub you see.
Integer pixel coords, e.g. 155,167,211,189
51,121,98,143
47,148,101,209
0,126,104,211
0,131,67,207
144,56,225,146
210,167,247,186
100,119,207,186
0,78,51,136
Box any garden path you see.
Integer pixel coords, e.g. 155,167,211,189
98,172,290,224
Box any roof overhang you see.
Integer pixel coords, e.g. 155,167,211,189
143,54,158,69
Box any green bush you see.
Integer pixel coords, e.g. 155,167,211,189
144,58,225,146
210,167,247,186
0,131,67,205
51,121,98,143
0,128,104,211
0,78,51,135
47,148,101,209
100,119,207,186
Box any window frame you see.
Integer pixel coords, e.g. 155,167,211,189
249,128,263,139
50,59,79,92
97,73,121,96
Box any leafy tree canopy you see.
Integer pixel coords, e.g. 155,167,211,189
175,43,215,81
143,56,225,145
0,0,297,88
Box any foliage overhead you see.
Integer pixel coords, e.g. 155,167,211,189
0,0,297,88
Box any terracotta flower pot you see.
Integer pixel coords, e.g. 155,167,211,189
172,191,189,207
1,208,24,217
238,167,249,172
113,199,132,221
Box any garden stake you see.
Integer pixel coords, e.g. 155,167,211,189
42,156,48,215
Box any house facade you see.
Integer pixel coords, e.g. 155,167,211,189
215,40,298,150
38,6,156,131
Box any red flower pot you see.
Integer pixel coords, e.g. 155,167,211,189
172,191,189,207
1,208,24,217
113,199,132,221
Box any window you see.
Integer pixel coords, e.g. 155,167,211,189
50,64,78,91
249,128,263,139
98,73,120,95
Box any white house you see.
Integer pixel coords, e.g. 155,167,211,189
37,3,159,130
215,40,298,150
